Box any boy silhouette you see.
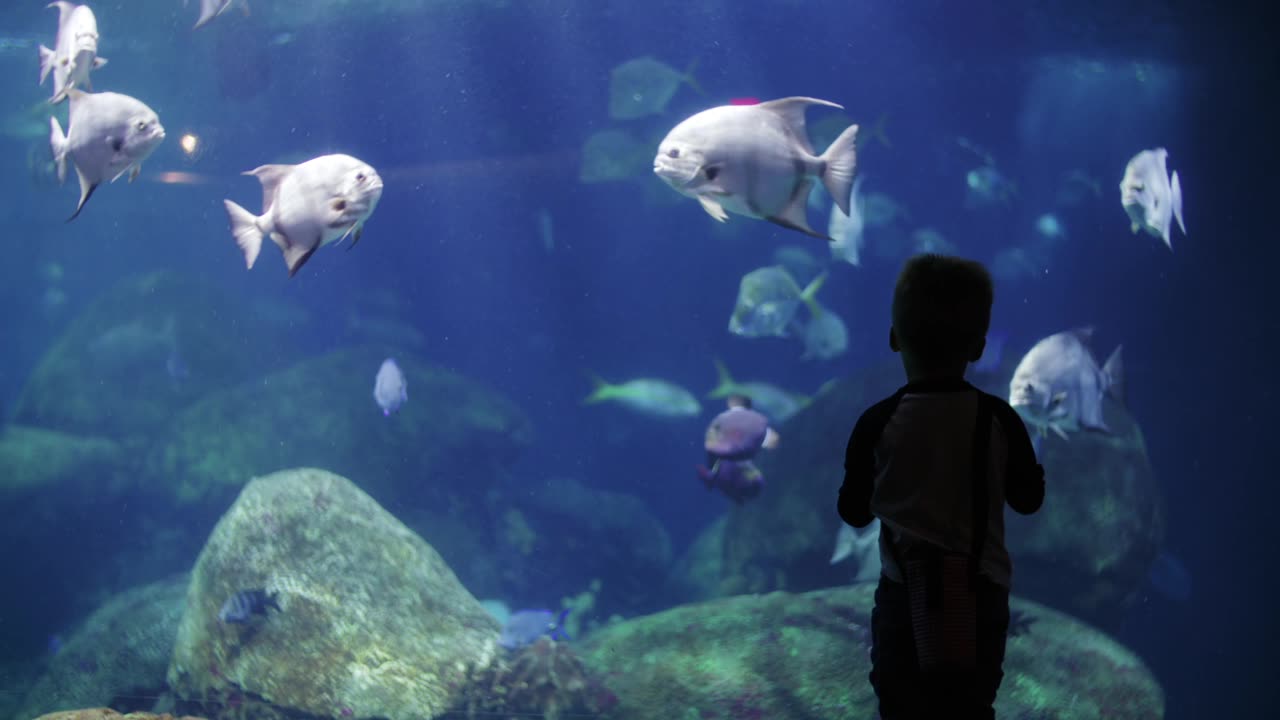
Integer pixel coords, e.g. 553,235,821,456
837,254,1044,719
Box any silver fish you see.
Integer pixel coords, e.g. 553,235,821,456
1008,327,1123,439
800,303,849,361
373,358,407,416
653,97,859,240
188,0,250,30
223,154,383,277
1120,147,1185,250
50,90,165,220
608,56,699,121
729,266,825,339
828,175,866,266
830,519,882,582
39,2,107,104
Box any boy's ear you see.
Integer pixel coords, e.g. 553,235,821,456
889,327,900,353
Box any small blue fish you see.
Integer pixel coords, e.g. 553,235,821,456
218,589,280,624
499,608,569,649
373,358,408,416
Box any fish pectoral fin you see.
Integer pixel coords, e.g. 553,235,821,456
766,178,829,240
344,224,364,252
94,57,108,69
1130,221,1140,234
282,242,319,278
128,165,141,183
67,166,98,222
698,195,729,222
1051,424,1070,441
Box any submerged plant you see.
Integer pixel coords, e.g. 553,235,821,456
456,637,617,720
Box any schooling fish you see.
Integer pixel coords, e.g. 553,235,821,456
223,153,383,277
1120,147,1185,250
39,2,107,104
653,97,859,240
585,375,701,419
50,90,165,220
373,357,407,415
218,588,280,624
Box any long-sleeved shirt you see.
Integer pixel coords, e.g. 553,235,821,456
837,377,1044,589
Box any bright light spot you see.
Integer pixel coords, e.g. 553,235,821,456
180,133,200,156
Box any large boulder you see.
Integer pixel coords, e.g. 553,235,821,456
0,427,196,657
581,584,1165,720
144,347,532,510
16,575,189,720
710,359,1164,624
167,468,502,720
12,271,303,451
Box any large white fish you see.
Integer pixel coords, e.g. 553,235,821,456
1008,327,1123,439
830,519,882,582
373,358,408,416
39,2,107,104
1119,147,1185,250
187,0,250,30
49,90,165,220
223,154,383,277
653,97,859,241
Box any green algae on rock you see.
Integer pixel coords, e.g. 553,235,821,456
17,575,190,720
580,585,1164,720
12,271,303,450
144,346,532,508
167,468,502,720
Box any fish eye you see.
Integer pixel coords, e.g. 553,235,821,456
356,173,366,182
111,138,123,152
332,199,347,212
667,148,680,159
704,166,720,181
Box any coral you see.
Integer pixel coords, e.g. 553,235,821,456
559,579,601,638
457,637,617,720
32,710,207,720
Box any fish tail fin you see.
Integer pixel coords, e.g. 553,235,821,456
799,271,828,319
708,359,735,398
553,608,571,640
1170,170,1185,241
869,113,892,149
38,45,55,85
49,116,68,184
583,373,615,404
819,124,859,216
223,199,265,270
682,57,704,95
1103,345,1124,407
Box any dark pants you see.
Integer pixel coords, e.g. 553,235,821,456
870,575,1010,720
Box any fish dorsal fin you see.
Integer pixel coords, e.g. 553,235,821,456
51,1,75,30
766,178,828,240
245,164,295,213
1069,326,1095,344
755,97,844,155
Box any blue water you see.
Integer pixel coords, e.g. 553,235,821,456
0,1,1272,719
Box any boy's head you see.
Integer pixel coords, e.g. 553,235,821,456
890,254,994,375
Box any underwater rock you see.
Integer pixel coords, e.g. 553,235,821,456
493,477,672,618
17,575,190,720
144,346,532,509
167,468,502,720
580,585,1165,720
664,515,727,603
11,270,304,450
713,358,1164,624
32,711,206,720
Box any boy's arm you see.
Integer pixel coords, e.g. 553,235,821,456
995,402,1045,514
838,401,893,528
